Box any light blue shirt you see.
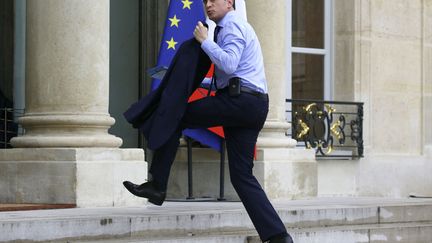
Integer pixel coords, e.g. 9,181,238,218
201,11,268,93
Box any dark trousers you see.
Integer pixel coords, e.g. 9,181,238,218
149,89,287,241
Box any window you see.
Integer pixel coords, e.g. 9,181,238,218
288,0,332,100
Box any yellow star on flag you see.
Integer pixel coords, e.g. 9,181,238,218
182,0,193,10
166,37,178,50
169,15,181,28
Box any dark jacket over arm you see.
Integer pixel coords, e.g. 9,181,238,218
123,39,211,150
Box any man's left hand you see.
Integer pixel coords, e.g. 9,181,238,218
194,21,208,44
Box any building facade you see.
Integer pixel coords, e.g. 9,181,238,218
0,0,431,207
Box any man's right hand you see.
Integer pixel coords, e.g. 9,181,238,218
193,21,208,44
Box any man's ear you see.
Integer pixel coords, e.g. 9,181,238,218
231,0,235,8
226,0,234,9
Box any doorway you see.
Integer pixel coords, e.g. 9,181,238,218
0,0,14,107
109,0,167,151
0,0,17,148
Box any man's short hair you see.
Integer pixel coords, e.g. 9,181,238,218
204,0,235,9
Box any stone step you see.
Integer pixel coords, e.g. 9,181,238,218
74,234,250,243
74,223,432,243
250,223,432,243
1,198,432,242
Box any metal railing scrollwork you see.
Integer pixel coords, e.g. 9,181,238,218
286,99,364,159
0,108,24,149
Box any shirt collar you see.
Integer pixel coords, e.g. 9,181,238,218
216,10,236,27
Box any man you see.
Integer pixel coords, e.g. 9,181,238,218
123,0,293,242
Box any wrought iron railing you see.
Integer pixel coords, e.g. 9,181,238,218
286,99,364,159
0,108,24,149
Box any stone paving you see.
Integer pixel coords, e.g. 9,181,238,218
1,197,432,242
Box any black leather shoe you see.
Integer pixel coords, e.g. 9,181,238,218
123,181,166,206
267,235,293,243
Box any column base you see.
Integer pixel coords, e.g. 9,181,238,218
11,114,123,148
257,121,298,148
0,148,147,207
166,147,317,201
256,147,317,199
11,135,123,148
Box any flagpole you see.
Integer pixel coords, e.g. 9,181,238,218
186,136,194,199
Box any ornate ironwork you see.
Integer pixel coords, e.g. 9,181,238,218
350,104,364,157
286,99,364,159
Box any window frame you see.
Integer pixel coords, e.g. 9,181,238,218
286,0,333,101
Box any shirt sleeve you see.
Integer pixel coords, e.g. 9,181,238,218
201,23,246,75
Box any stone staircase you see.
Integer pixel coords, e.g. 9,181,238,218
1,198,432,243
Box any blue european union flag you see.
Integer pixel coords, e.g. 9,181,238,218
152,0,206,89
153,0,223,152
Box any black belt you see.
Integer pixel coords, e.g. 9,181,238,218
217,86,268,100
240,86,268,100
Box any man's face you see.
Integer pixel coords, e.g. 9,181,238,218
203,0,233,23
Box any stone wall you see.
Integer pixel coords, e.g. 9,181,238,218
320,0,432,197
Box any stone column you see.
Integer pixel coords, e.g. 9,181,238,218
247,0,295,148
246,0,317,199
0,0,146,207
12,0,121,148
